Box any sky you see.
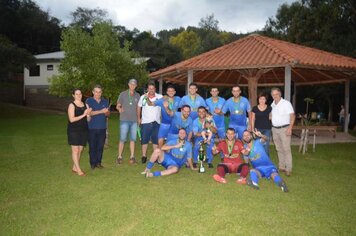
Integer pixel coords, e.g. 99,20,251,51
35,0,296,34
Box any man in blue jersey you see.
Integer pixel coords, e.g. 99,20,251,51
179,83,206,120
192,106,217,168
167,105,193,141
146,84,181,148
206,87,226,140
86,85,110,170
241,130,288,192
141,128,197,177
222,85,251,139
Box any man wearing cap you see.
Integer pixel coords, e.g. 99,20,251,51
116,79,141,164
270,87,295,176
137,81,163,163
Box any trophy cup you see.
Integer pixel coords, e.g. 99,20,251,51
198,141,206,173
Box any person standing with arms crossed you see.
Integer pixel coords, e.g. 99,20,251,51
270,87,295,176
116,78,141,165
86,85,110,170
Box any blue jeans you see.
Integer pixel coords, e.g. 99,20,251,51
88,129,106,166
120,121,137,142
260,129,271,155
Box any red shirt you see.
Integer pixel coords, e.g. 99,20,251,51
216,139,244,165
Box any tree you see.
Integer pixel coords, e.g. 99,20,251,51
198,13,219,31
70,7,108,30
169,30,202,59
49,22,148,102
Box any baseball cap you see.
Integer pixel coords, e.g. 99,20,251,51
129,78,137,84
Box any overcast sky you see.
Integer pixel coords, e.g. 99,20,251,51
36,0,296,34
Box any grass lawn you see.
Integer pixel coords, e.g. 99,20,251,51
1,102,356,235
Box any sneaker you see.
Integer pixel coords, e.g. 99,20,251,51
208,163,214,168
246,178,260,190
129,157,137,164
116,157,123,165
141,156,147,164
91,164,96,170
236,177,247,185
213,174,227,184
96,163,104,169
193,163,197,168
279,181,289,192
279,168,286,173
141,169,150,175
146,172,153,178
285,171,291,177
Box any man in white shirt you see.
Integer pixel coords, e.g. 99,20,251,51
270,87,295,176
137,82,163,163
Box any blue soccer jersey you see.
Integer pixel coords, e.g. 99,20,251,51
168,112,193,137
164,139,193,168
179,95,207,120
155,96,181,124
243,139,277,177
222,96,251,126
192,117,215,163
206,97,226,138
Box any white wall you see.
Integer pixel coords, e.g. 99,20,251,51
24,61,61,86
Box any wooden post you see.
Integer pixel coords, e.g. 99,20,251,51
344,79,350,133
284,65,292,101
186,70,193,95
248,77,258,107
159,77,163,94
292,83,297,111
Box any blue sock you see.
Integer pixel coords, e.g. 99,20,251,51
273,175,282,186
153,171,161,177
146,161,154,170
250,171,259,184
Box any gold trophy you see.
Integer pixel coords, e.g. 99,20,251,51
198,141,206,173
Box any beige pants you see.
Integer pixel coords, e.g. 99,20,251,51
272,127,292,172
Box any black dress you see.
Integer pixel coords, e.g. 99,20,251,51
67,102,88,146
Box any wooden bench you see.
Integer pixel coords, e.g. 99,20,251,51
293,125,337,138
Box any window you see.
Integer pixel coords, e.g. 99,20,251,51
47,65,53,71
29,65,40,77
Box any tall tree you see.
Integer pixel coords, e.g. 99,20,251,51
169,30,202,59
49,22,148,101
70,7,108,30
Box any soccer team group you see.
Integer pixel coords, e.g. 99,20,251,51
68,79,295,192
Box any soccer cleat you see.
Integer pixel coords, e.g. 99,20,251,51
247,178,260,190
236,177,247,185
213,174,227,184
279,181,289,192
141,156,147,164
129,157,137,164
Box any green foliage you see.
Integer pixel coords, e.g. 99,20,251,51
49,22,148,102
170,30,202,59
70,7,109,30
263,0,356,58
1,103,356,235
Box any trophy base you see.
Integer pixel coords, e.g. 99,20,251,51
199,167,205,173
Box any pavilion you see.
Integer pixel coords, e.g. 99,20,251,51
149,34,356,132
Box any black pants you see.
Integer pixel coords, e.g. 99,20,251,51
88,129,106,166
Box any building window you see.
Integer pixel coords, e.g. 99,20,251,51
47,65,53,71
29,65,40,77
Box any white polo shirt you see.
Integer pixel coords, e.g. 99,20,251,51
138,93,163,124
271,98,294,127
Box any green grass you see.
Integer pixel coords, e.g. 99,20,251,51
1,102,356,235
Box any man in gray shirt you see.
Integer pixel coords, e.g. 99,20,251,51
116,78,141,164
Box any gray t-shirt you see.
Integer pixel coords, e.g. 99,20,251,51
117,90,140,121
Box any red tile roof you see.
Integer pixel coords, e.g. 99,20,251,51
150,34,356,86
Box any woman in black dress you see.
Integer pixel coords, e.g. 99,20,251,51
251,93,272,155
67,89,91,176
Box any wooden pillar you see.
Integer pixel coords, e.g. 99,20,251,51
344,79,350,133
159,77,163,94
186,70,193,95
248,77,258,107
292,83,297,111
284,65,291,101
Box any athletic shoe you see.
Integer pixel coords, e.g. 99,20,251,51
279,168,286,173
116,157,123,165
236,177,247,185
279,181,289,192
208,163,214,168
146,172,153,178
141,156,147,164
129,157,137,164
246,178,260,190
193,163,197,168
285,171,291,177
141,169,150,175
96,163,104,169
213,174,227,184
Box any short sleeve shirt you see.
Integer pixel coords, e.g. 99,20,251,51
117,90,140,122
138,93,163,124
222,96,251,126
206,97,226,126
86,97,109,129
271,98,294,126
